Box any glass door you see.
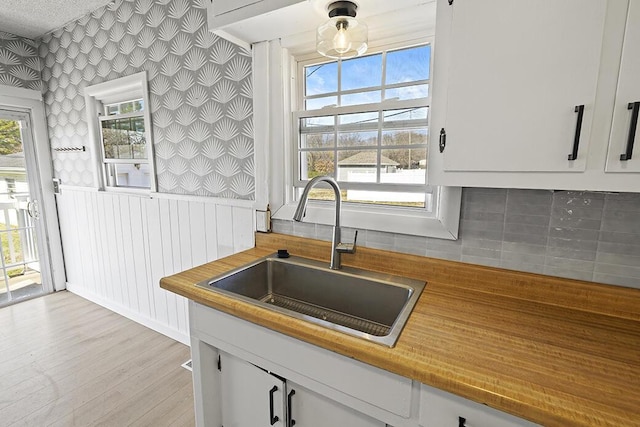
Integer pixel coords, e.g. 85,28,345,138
0,109,46,306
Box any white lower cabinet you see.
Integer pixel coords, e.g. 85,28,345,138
218,351,384,427
189,301,538,427
219,351,286,427
419,385,540,427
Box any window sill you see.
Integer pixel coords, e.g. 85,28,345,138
273,186,461,239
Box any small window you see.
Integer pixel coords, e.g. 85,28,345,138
295,44,431,210
84,72,155,191
99,100,150,189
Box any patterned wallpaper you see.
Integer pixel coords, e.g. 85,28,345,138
0,32,41,90
39,0,255,198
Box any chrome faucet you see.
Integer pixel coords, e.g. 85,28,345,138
293,176,357,270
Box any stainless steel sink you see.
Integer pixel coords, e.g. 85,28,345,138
196,253,426,347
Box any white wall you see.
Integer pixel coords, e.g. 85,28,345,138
56,187,255,344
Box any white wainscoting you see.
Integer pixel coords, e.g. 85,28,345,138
56,187,255,345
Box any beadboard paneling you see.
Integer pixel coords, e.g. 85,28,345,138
56,187,254,344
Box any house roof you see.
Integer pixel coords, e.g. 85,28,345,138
0,152,26,169
338,152,399,166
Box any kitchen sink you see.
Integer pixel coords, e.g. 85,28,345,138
196,253,426,347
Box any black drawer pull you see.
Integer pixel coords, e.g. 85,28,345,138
620,101,640,161
269,385,279,425
287,389,296,427
568,105,585,161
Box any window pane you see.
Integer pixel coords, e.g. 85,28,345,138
101,118,147,160
386,45,430,85
102,118,130,159
305,62,338,96
381,148,427,184
302,187,430,210
131,117,145,132
132,140,146,159
306,187,346,203
382,129,427,147
337,150,379,183
339,111,378,126
306,96,337,110
300,115,335,129
109,163,150,188
341,54,382,91
116,117,131,131
385,84,429,101
338,111,379,132
301,151,334,180
105,98,144,115
383,107,428,123
341,90,381,106
301,133,334,149
337,131,377,148
130,117,147,160
342,189,427,208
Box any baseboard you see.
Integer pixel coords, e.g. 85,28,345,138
66,283,190,346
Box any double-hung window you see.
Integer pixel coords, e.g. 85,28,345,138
295,44,431,209
84,72,155,192
274,40,460,239
99,99,150,189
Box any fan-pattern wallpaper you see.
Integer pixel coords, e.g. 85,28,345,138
39,0,255,198
0,32,41,90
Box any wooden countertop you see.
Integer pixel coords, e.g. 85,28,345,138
160,233,640,427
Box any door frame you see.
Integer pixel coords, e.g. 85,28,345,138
0,84,66,292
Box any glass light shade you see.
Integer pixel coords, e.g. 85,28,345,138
317,16,368,59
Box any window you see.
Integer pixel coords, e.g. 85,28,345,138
296,44,431,210
84,72,155,192
99,99,150,189
254,37,460,239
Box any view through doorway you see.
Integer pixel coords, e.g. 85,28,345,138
0,111,43,305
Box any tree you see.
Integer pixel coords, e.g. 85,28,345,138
0,120,23,155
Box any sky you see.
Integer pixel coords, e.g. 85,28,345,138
305,44,430,107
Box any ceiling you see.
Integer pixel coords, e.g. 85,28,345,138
0,0,113,39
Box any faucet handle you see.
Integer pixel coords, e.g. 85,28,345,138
336,230,357,254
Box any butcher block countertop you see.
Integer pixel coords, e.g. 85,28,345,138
160,233,640,427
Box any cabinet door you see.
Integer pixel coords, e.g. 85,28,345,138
286,382,385,427
220,352,286,427
435,0,606,172
606,0,640,173
419,385,539,427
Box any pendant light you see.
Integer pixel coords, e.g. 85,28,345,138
316,1,368,59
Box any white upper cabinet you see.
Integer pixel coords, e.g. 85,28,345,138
430,0,640,191
605,0,640,173
438,0,605,173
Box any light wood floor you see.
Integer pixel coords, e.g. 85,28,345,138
0,291,195,426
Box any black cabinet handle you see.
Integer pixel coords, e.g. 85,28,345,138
458,416,466,426
269,385,279,425
620,101,640,161
287,389,296,427
568,105,585,161
439,128,446,153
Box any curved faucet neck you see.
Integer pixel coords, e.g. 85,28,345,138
294,175,342,227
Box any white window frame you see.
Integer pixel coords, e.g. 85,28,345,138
84,72,156,193
293,44,432,211
253,38,461,239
